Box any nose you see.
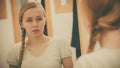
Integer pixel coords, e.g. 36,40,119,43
33,21,38,27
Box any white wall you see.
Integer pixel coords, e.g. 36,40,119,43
0,0,22,68
50,0,73,42
0,0,14,68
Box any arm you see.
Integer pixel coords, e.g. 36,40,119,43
9,65,17,68
62,57,73,68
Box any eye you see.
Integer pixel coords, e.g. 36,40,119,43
38,17,43,21
26,19,32,22
37,17,43,22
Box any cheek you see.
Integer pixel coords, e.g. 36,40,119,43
22,24,31,32
24,26,31,33
39,22,45,29
38,19,45,26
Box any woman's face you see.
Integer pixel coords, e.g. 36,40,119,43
22,7,45,37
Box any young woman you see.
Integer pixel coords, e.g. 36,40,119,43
6,2,73,68
74,0,120,68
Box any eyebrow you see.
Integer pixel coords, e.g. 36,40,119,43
24,15,44,19
37,15,44,18
25,17,32,19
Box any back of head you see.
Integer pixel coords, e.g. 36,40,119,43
82,0,120,53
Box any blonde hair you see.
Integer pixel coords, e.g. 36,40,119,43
82,0,120,53
18,2,45,68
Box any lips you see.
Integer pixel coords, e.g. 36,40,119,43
32,29,39,32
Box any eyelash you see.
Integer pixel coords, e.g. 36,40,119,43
37,18,43,21
26,19,32,22
26,18,44,22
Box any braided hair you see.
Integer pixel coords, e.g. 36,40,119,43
82,0,120,53
18,2,45,68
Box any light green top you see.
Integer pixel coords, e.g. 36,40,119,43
74,48,120,68
6,37,72,68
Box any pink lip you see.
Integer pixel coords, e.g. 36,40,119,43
32,29,39,32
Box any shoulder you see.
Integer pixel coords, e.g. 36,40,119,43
6,42,22,66
78,50,103,61
76,52,99,68
51,36,69,43
52,36,72,56
7,42,22,57
76,49,120,68
50,36,71,49
76,50,105,67
8,42,22,55
51,36,65,40
12,42,22,51
75,54,92,68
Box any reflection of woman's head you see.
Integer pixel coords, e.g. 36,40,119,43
19,2,45,25
18,2,46,68
82,0,120,53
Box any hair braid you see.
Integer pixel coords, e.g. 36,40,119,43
88,25,101,53
86,0,120,53
19,28,26,68
18,2,47,68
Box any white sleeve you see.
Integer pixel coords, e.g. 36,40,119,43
60,38,72,59
74,56,91,68
6,44,21,66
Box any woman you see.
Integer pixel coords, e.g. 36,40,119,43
6,2,73,68
74,0,120,68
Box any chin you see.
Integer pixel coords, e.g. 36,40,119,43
31,34,41,37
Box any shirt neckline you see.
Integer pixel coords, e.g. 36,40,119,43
25,37,53,58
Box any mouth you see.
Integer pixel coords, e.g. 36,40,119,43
32,29,39,32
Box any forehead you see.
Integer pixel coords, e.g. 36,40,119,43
23,7,44,18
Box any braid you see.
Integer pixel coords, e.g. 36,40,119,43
88,21,103,53
19,28,26,68
88,30,99,53
86,0,120,53
18,2,46,68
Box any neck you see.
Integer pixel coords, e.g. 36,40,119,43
26,34,49,46
100,30,120,49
